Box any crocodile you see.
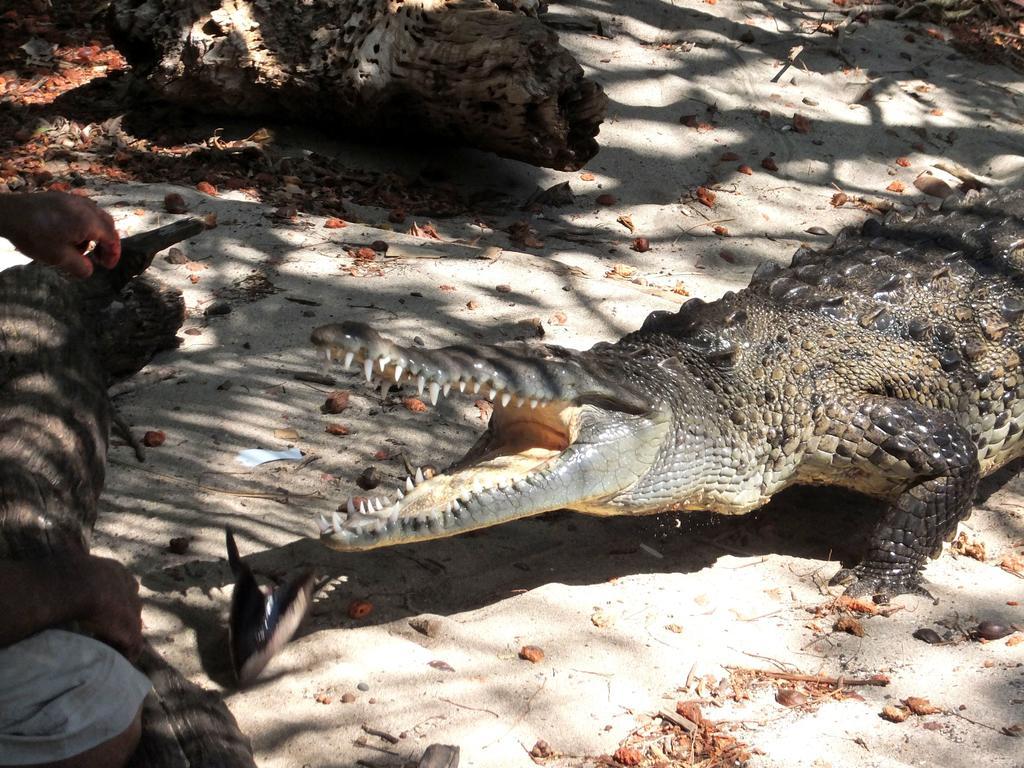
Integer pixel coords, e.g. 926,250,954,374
310,189,1024,600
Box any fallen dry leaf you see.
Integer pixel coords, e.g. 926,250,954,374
904,697,943,716
403,397,428,413
836,595,880,615
881,705,911,723
834,616,865,636
831,192,849,207
466,300,480,310
886,181,905,193
322,391,350,414
142,430,166,447
551,310,567,325
325,423,349,436
274,427,299,440
792,113,812,134
1000,552,1024,575
196,180,217,196
713,225,729,236
617,214,636,233
606,263,638,279
761,157,779,172
896,157,911,167
951,531,986,561
519,645,545,663
580,172,595,181
324,217,347,229
696,186,716,208
407,221,442,240
613,747,643,766
738,164,753,176
591,610,615,628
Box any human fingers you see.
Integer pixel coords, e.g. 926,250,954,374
53,244,94,279
87,206,121,269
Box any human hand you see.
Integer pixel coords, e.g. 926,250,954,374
0,191,121,278
79,554,144,662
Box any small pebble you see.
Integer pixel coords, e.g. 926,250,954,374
775,688,807,707
167,536,190,555
357,682,370,692
341,692,356,703
357,466,381,490
164,247,188,264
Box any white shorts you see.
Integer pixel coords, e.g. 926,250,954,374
0,629,152,765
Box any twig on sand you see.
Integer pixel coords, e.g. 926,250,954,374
438,698,500,718
362,724,400,744
728,666,891,687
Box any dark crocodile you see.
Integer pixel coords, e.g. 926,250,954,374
310,189,1024,600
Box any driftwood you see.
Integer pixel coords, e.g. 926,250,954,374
107,0,607,170
0,218,256,768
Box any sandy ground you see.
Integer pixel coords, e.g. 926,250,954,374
4,0,1024,766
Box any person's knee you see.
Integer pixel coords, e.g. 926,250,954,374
0,631,151,768
25,705,143,768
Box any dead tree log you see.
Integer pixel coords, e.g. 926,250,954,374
0,218,256,768
108,0,607,170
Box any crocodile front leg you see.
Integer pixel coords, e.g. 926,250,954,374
808,397,979,601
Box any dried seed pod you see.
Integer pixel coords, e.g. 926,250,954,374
912,627,943,644
976,620,1012,641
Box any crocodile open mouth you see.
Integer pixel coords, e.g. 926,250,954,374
310,322,660,550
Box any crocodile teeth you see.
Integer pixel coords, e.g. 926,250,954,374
343,351,354,370
363,358,374,382
347,497,356,514
417,375,426,396
394,364,404,382
359,500,369,515
415,467,424,484
458,380,467,393
318,513,332,534
488,388,498,401
530,399,539,409
500,392,512,407
374,497,384,511
406,476,414,491
332,510,344,530
428,381,440,405
378,355,390,371
442,383,451,397
472,381,481,394
396,488,404,499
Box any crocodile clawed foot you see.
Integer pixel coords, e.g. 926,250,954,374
830,566,935,604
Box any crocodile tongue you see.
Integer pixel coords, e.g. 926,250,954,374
310,323,664,550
